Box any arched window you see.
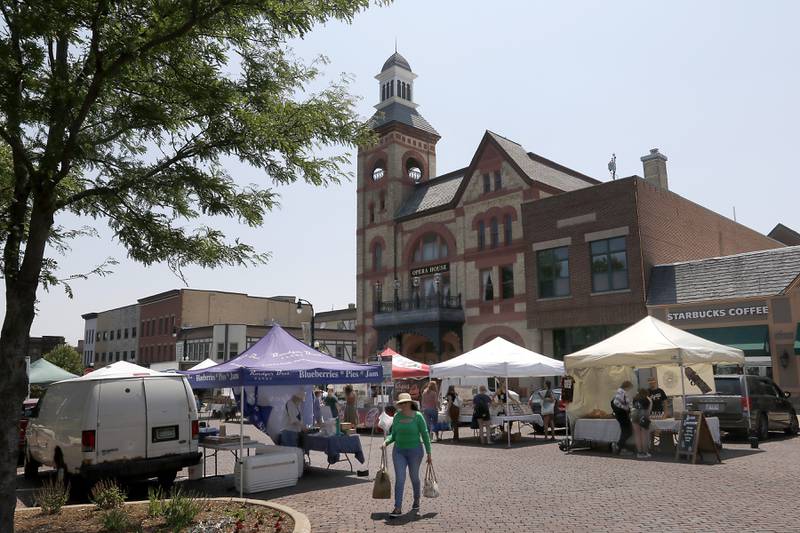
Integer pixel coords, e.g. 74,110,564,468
412,232,449,263
407,83,412,101
406,157,423,182
379,190,386,212
381,84,386,101
490,217,499,248
372,243,383,271
372,160,385,181
401,82,406,99
369,204,375,224
478,220,486,250
504,214,512,245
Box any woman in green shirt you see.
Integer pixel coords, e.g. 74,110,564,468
382,393,432,518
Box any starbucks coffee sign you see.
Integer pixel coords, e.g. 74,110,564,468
666,301,769,324
410,262,449,277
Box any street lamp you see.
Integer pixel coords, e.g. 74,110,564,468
296,298,314,349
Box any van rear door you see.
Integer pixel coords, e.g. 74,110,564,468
144,377,192,458
97,379,147,462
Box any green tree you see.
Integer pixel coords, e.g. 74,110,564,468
0,2,385,527
43,344,83,376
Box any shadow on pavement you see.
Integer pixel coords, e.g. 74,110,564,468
433,435,561,449
370,511,438,525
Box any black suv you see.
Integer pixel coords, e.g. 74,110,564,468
686,375,798,439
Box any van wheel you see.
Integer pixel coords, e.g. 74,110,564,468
157,470,178,488
757,413,769,441
786,413,799,436
23,450,39,480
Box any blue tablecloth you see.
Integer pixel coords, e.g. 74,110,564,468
305,434,365,465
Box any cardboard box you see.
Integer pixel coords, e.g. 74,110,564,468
339,422,354,431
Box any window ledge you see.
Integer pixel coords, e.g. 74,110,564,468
536,296,572,302
590,289,631,296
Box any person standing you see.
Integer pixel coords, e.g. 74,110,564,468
420,381,440,442
611,381,634,455
323,385,339,420
445,385,461,441
631,388,652,459
471,385,492,429
647,377,668,415
312,389,323,426
343,384,358,426
382,393,432,518
538,380,556,440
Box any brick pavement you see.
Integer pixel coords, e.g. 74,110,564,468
16,420,800,532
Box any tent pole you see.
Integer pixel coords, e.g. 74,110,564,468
239,383,244,499
679,363,687,416
506,376,510,448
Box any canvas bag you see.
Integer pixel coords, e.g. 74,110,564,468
423,462,440,498
372,448,391,499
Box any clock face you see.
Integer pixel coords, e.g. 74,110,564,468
373,167,385,181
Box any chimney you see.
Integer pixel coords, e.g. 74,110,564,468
640,148,668,190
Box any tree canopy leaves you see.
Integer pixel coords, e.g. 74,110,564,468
43,343,83,376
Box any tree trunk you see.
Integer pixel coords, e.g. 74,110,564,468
0,286,37,532
0,202,53,532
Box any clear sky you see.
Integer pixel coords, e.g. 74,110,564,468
11,0,800,344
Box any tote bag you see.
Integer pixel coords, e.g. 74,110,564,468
423,463,440,498
372,448,392,499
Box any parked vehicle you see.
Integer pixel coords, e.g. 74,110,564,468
24,362,201,486
18,399,39,465
685,375,798,439
529,388,567,428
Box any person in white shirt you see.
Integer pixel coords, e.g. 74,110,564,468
285,393,305,432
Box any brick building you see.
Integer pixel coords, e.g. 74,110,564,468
523,172,782,358
356,52,599,366
356,52,784,384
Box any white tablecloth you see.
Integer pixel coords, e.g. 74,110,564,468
573,417,720,445
456,413,543,426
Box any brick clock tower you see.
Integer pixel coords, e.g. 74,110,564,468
355,52,440,361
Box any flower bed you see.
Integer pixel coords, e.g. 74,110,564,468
16,499,295,533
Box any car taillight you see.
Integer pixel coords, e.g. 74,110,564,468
191,420,199,440
741,396,751,411
558,400,566,411
82,430,96,452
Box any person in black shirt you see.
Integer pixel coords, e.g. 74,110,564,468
647,377,668,414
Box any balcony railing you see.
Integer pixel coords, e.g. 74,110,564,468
376,294,462,314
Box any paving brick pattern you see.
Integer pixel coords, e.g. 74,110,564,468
17,420,800,532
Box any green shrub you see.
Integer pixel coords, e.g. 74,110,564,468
35,478,70,515
162,487,201,531
147,485,165,518
91,478,126,510
100,507,131,532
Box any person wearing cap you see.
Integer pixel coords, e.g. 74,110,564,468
285,392,305,432
647,377,668,415
381,393,432,518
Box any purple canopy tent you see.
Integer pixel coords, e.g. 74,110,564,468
180,324,382,496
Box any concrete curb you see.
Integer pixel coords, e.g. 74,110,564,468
16,497,311,533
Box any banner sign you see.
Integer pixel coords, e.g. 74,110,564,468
410,262,449,277
184,367,383,388
665,301,769,325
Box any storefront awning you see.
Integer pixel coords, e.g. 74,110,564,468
687,325,770,357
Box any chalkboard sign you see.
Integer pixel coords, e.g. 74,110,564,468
676,411,701,460
676,411,721,464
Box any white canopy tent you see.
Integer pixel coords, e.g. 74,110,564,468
431,337,565,446
564,316,747,423
188,358,218,371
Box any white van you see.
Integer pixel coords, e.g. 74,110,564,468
25,362,200,485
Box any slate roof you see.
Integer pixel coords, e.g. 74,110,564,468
368,102,439,136
395,170,465,219
486,132,598,191
382,52,411,72
768,223,800,246
647,246,800,305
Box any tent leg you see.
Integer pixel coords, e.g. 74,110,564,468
239,384,244,499
506,376,510,448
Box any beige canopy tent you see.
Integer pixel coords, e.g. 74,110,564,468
564,316,746,420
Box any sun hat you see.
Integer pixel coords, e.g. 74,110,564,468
395,393,414,405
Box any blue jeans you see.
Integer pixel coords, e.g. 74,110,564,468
392,445,424,509
423,408,438,433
